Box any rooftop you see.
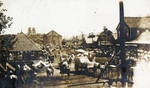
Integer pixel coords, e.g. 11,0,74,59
10,32,41,51
117,17,150,30
126,31,150,44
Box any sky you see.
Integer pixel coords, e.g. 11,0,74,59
1,0,150,38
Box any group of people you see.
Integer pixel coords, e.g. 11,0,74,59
0,62,37,88
58,51,75,78
59,51,75,68
0,63,17,88
46,62,54,77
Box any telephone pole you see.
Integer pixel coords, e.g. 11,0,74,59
119,1,127,87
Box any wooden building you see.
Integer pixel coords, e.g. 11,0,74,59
94,28,116,57
97,28,115,47
115,1,149,59
9,32,42,60
116,0,150,41
43,30,62,46
116,17,150,41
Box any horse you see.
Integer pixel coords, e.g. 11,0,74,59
46,67,54,77
127,67,134,81
59,61,70,78
92,62,100,76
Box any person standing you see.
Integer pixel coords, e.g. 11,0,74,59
59,51,62,62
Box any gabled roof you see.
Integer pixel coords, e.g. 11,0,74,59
139,17,150,29
124,17,141,28
10,32,41,51
44,30,62,37
97,30,115,42
116,17,150,30
97,30,112,36
126,31,150,44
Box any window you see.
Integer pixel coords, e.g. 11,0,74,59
98,41,101,46
118,31,120,38
126,29,129,37
137,30,140,35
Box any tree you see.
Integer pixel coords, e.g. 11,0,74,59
0,1,13,66
0,2,13,88
0,1,13,34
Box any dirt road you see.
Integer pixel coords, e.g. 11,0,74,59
17,49,133,88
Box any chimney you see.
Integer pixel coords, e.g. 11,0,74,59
32,27,36,35
119,1,124,22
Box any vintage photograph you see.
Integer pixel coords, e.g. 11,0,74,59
0,0,150,88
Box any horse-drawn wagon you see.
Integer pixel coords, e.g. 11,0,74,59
74,54,100,75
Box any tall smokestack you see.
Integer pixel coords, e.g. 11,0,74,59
119,1,124,22
119,1,127,87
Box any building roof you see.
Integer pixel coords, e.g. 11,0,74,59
116,17,150,30
84,36,98,44
10,32,41,51
98,35,113,41
97,30,112,36
44,30,62,37
126,31,150,44
124,17,141,28
97,30,115,42
112,33,117,40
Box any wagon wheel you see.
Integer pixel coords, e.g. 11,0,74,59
75,64,79,71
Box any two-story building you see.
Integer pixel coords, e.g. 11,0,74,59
116,15,150,41
43,30,62,46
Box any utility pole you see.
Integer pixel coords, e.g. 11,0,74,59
96,1,127,87
119,1,127,87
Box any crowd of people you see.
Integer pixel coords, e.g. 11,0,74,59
0,44,138,88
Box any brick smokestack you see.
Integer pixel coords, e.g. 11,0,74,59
119,1,124,22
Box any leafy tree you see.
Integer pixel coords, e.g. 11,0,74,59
0,1,13,34
0,1,13,67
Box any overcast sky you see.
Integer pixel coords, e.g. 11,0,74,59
1,0,150,38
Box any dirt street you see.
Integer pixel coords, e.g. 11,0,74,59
18,49,133,88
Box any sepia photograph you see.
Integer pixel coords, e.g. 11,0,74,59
0,0,150,88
